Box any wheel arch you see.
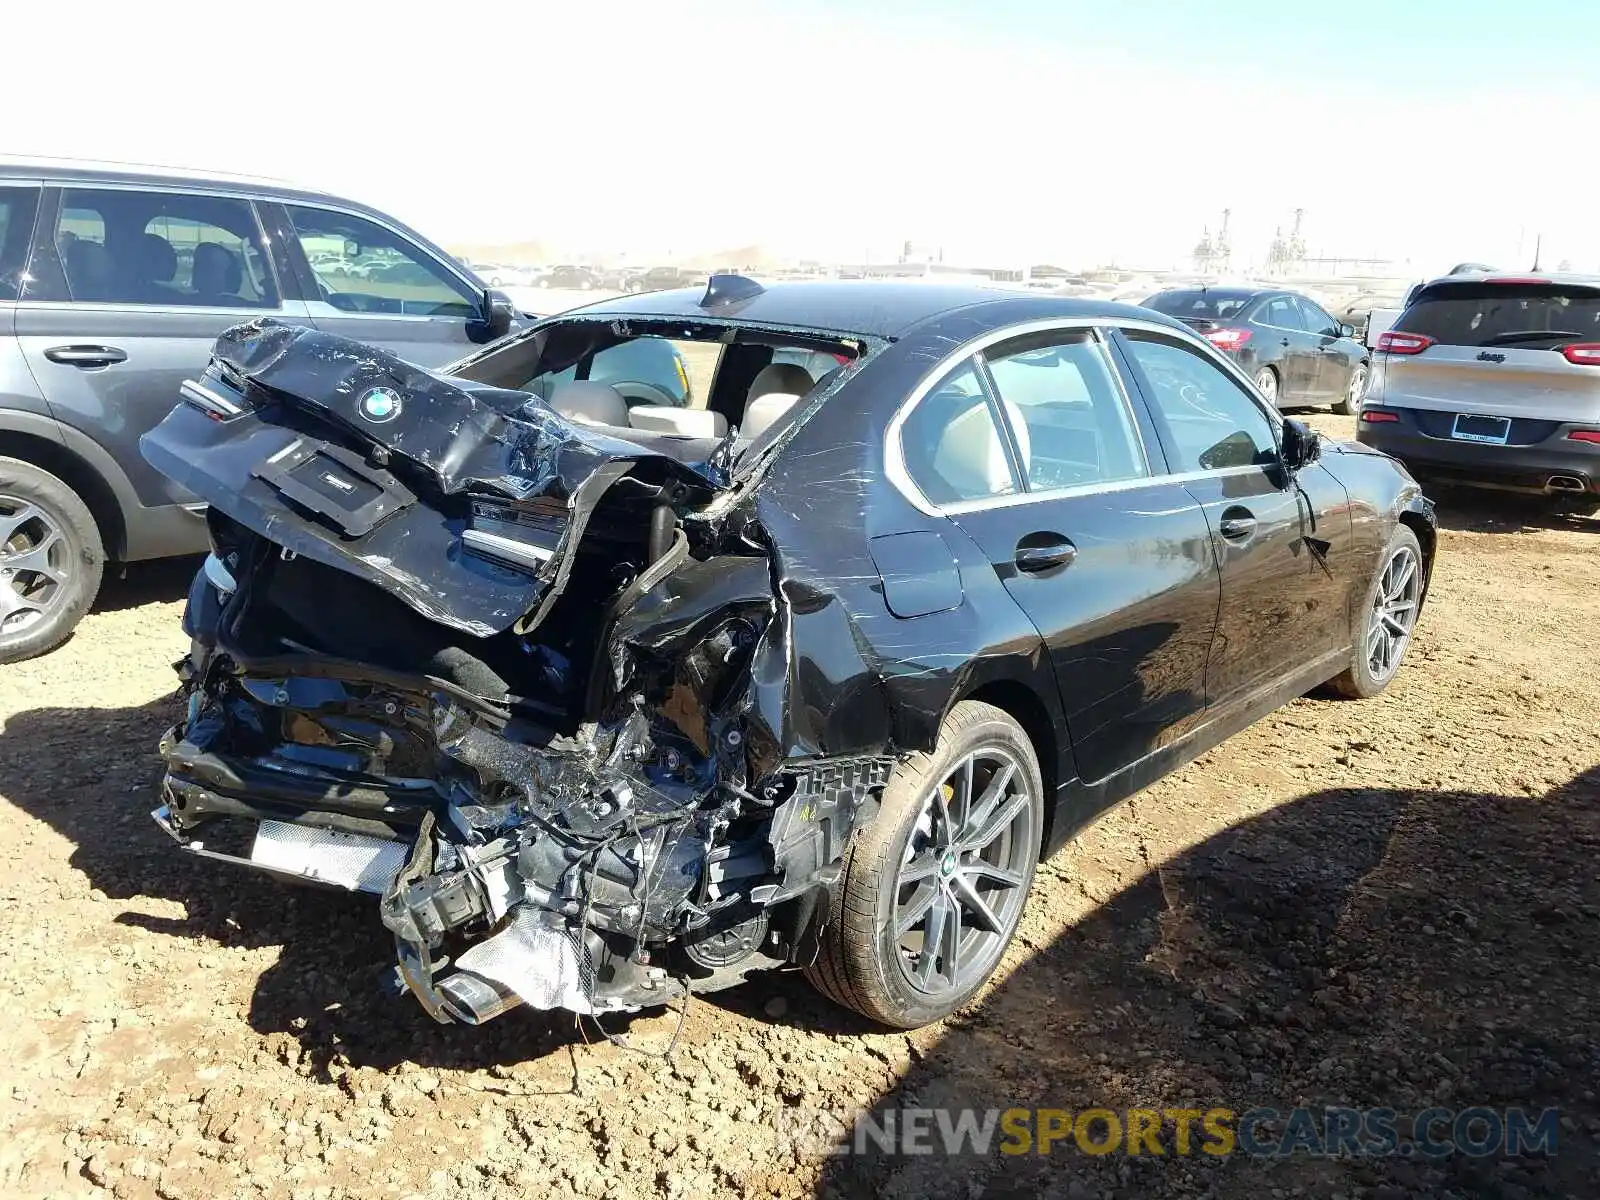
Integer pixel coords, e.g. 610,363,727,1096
950,676,1063,851
0,418,130,560
1398,508,1436,601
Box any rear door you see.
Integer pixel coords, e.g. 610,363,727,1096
14,184,303,512
1296,295,1360,403
1114,328,1355,709
894,325,1220,785
279,203,489,368
1374,278,1600,433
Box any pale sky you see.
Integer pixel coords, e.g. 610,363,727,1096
6,0,1597,273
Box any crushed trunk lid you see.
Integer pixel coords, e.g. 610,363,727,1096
140,319,724,637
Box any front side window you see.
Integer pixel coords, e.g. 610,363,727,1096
0,186,41,301
982,331,1146,490
54,188,278,307
900,361,1020,505
1120,333,1278,472
1297,297,1337,336
286,205,477,318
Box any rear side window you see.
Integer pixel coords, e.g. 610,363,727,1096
0,186,41,301
1256,295,1305,329
54,188,278,308
1394,282,1600,349
900,362,1021,505
982,332,1147,490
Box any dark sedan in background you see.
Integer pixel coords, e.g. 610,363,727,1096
1143,286,1369,413
143,280,1434,1032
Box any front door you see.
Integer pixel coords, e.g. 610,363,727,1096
281,203,487,369
894,329,1221,786
14,185,310,511
1115,328,1356,708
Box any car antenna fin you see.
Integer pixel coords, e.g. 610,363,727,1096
700,273,765,308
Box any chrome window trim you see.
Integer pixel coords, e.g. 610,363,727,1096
884,315,1278,517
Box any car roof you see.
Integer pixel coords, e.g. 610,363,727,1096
1415,270,1600,292
0,154,368,210
563,279,1182,340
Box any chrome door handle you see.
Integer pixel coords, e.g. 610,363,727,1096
44,344,127,368
1014,538,1077,573
1219,511,1257,541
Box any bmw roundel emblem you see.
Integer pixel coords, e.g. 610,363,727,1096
358,386,403,423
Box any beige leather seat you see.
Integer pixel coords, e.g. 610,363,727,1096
739,362,815,440
548,381,629,428
628,405,728,438
932,398,1032,498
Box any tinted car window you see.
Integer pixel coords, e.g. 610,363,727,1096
901,362,1021,505
983,332,1145,490
1297,297,1336,335
1121,333,1278,472
1256,295,1305,330
1393,282,1600,349
287,205,477,318
55,188,278,307
1143,290,1253,319
0,186,40,301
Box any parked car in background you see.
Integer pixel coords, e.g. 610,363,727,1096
538,264,599,290
640,265,703,291
1142,287,1369,413
475,263,538,288
1359,272,1600,510
594,266,644,292
0,157,523,663
145,279,1434,1032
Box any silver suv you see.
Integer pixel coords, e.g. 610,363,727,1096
1358,273,1600,509
0,158,521,662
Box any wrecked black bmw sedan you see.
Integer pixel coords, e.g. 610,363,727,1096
141,277,1436,1030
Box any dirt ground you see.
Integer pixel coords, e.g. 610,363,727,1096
1,415,1597,1199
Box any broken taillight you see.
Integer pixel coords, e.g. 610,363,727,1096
1376,331,1434,355
1203,327,1252,352
1559,343,1600,366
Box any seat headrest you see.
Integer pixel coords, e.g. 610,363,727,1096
192,241,242,294
747,362,814,404
547,380,629,428
131,232,178,283
741,392,800,441
628,406,728,438
932,399,1019,500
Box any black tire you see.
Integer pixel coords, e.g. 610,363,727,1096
0,457,105,664
1326,524,1423,699
1333,361,1367,416
803,700,1044,1028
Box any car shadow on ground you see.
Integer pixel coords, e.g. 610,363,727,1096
91,554,203,614
1428,488,1598,536
809,767,1599,1199
0,694,607,1081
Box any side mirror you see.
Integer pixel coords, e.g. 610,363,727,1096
1281,418,1321,474
1338,322,1357,339
470,288,517,343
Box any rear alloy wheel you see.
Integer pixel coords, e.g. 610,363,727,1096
0,457,104,664
1253,366,1280,406
1327,525,1423,698
1334,362,1367,416
804,700,1043,1028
